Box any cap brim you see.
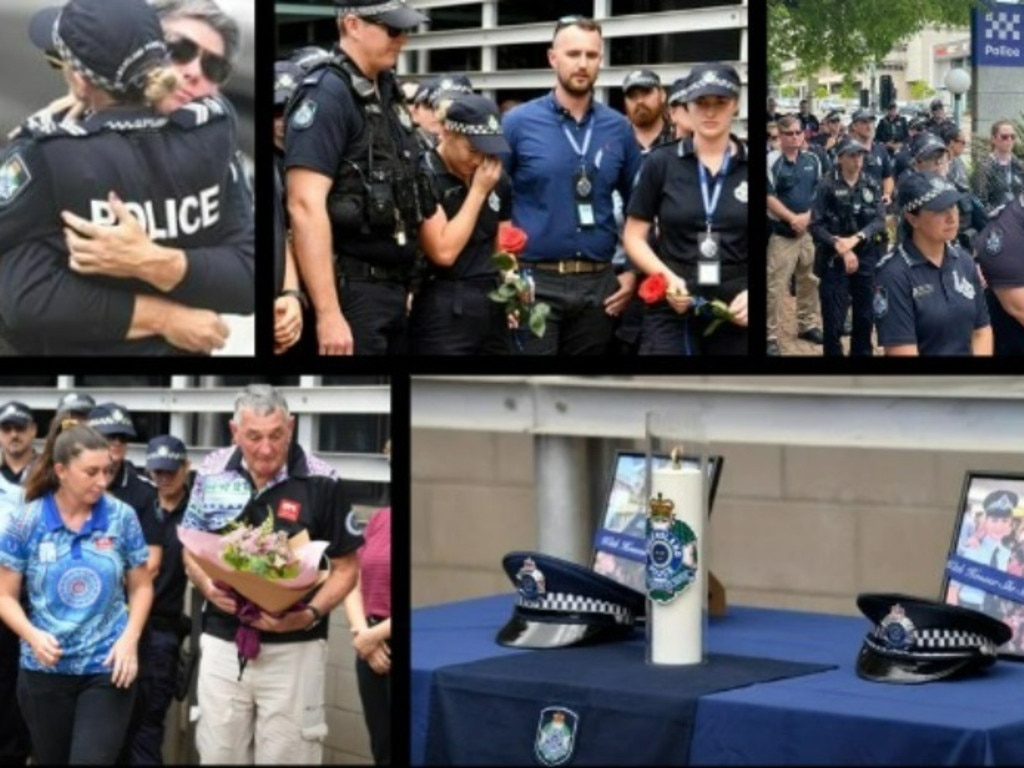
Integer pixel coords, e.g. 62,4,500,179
624,81,659,93
856,642,981,684
919,188,964,212
0,417,31,427
372,5,429,30
496,612,633,649
147,459,183,472
95,426,136,438
466,134,510,155
28,7,60,53
682,85,738,102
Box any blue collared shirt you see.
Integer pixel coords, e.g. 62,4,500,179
502,92,642,262
0,492,148,674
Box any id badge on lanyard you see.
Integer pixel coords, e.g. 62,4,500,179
697,148,731,287
564,122,596,229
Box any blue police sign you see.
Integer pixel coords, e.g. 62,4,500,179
973,0,1024,67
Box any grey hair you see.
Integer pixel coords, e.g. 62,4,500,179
149,0,242,65
234,384,290,423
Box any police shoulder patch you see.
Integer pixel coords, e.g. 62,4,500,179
535,707,578,767
985,228,1003,257
488,190,501,212
873,286,888,319
291,98,318,130
733,180,748,203
0,152,33,207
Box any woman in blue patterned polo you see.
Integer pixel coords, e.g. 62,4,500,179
0,421,152,765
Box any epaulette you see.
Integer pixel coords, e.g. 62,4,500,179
988,203,1007,220
876,251,896,271
167,95,232,128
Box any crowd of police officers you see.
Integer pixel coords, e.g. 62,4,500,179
768,94,1024,356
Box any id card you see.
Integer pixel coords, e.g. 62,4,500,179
577,203,596,228
698,261,721,286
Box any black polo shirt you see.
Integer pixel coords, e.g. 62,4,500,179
0,454,34,486
768,149,822,235
108,461,159,543
627,136,749,302
142,490,190,624
874,241,989,355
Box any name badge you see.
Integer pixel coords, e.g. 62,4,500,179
39,541,56,563
577,203,595,228
698,261,721,286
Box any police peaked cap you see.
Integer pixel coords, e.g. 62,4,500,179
275,60,304,107
855,593,1011,684
983,490,1019,518
334,0,429,30
56,392,96,414
897,171,962,213
496,551,646,649
146,435,188,471
835,135,869,157
850,108,875,124
672,62,741,103
622,69,661,93
0,401,34,426
88,402,136,438
909,132,949,162
443,93,509,155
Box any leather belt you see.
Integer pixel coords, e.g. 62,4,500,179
337,256,410,283
529,260,611,275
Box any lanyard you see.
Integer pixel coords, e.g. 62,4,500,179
697,148,732,231
562,123,593,167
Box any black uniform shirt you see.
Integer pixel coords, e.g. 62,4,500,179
285,64,419,269
0,98,241,354
809,170,885,254
108,460,159,541
860,140,894,188
142,490,190,622
627,136,749,302
0,455,34,486
874,241,989,355
875,115,909,147
421,149,512,279
977,198,1024,289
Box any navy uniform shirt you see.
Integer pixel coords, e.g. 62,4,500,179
875,114,909,147
141,490,190,623
285,63,419,270
0,98,246,355
975,198,1024,352
420,149,512,280
107,460,159,542
627,136,749,302
808,170,885,254
860,140,894,188
874,241,989,355
892,145,915,183
767,148,822,236
502,92,642,263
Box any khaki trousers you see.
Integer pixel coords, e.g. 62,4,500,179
766,231,820,341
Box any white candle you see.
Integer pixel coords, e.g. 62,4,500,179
649,462,704,665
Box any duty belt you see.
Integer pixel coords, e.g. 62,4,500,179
337,256,411,284
529,259,611,275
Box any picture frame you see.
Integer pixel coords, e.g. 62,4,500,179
590,450,723,594
940,471,1024,659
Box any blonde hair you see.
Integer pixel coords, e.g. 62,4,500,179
142,65,180,105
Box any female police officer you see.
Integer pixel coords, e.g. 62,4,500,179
874,171,992,356
0,0,236,355
622,62,749,355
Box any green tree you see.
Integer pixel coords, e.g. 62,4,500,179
769,0,981,79
908,81,936,101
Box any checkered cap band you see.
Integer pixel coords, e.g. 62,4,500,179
677,73,739,101
147,449,186,462
902,179,957,212
872,625,997,654
864,633,996,659
336,1,404,17
444,119,500,136
53,11,166,94
90,413,133,430
517,591,635,625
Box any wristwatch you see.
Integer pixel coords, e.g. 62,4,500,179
305,605,324,631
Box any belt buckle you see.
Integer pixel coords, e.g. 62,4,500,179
558,261,570,275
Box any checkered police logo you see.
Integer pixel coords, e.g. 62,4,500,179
984,9,1022,43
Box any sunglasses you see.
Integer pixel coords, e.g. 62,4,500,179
0,423,28,433
999,134,1017,140
780,130,802,137
362,16,407,38
553,14,601,35
165,35,233,85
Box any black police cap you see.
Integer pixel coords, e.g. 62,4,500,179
30,0,168,95
835,135,869,157
850,108,874,124
982,490,1019,518
428,73,474,108
667,77,689,107
56,392,96,414
622,68,661,93
442,93,509,155
672,62,741,103
908,116,929,132
855,593,1010,684
334,0,429,30
274,60,304,108
897,171,962,213
88,402,136,438
496,551,645,649
0,402,34,427
909,132,949,162
146,435,188,472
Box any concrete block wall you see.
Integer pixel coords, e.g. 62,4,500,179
412,427,1024,617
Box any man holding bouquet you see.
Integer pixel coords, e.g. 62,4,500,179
180,384,363,764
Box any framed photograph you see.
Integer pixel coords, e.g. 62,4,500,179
941,471,1024,659
590,450,723,593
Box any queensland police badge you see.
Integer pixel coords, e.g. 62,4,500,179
515,556,546,600
646,493,697,604
534,707,578,766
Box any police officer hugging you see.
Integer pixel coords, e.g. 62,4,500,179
0,0,238,355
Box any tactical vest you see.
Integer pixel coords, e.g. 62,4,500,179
296,55,428,247
822,169,883,250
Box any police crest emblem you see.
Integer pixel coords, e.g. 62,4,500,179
873,286,888,319
291,99,318,130
534,707,578,767
0,153,32,206
646,493,698,604
862,188,874,204
488,115,500,132
515,556,546,600
877,603,916,650
985,229,1003,256
488,191,501,212
733,180,747,203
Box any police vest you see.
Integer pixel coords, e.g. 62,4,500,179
822,170,883,244
290,55,428,245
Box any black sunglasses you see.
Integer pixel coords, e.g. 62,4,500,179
165,35,233,85
362,16,407,38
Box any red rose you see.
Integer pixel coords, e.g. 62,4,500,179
498,223,528,255
638,273,669,304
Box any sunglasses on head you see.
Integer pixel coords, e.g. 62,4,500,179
165,35,232,85
553,14,600,35
362,16,407,38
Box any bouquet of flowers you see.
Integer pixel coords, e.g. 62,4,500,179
220,516,300,580
637,273,734,336
488,223,551,339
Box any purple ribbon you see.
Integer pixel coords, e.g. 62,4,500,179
217,581,307,680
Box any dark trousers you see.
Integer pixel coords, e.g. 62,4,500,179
122,627,180,765
819,254,877,356
512,269,617,355
639,305,748,355
355,655,390,765
0,625,29,764
17,668,136,765
339,278,408,355
410,279,509,355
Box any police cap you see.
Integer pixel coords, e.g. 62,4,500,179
274,60,304,108
850,108,874,124
909,132,949,162
88,402,136,438
30,0,168,95
982,490,1018,518
443,93,509,155
429,73,474,108
146,435,188,472
930,98,945,111
672,62,741,103
334,0,429,31
897,171,962,213
666,77,690,107
0,402,34,427
855,593,1010,684
56,392,96,416
622,68,661,94
824,110,843,123
835,135,869,157
908,116,929,132
496,551,645,649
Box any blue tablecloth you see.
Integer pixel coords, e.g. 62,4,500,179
412,595,1024,765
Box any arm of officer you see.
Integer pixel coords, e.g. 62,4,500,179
274,238,303,355
128,294,228,354
288,167,353,355
807,180,834,249
419,156,502,266
972,324,993,356
623,217,690,314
